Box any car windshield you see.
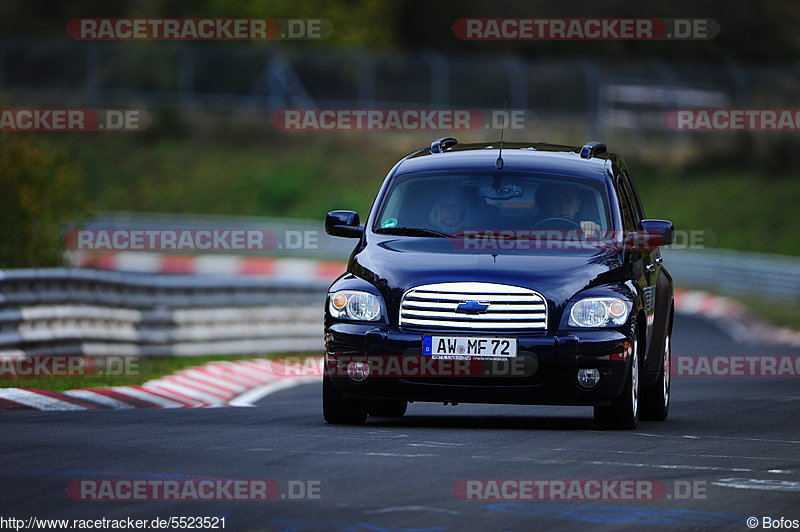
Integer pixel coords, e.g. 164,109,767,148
373,172,613,239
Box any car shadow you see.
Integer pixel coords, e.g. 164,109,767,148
366,413,598,431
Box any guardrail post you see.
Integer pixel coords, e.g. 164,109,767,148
577,59,602,139
423,50,449,107
0,39,5,91
724,58,749,108
356,49,376,109
655,59,680,149
503,55,527,110
84,43,100,105
178,44,195,110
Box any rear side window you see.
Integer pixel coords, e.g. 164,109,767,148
616,178,638,232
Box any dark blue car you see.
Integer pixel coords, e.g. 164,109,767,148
323,138,674,429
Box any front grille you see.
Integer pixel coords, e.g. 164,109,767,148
399,282,547,332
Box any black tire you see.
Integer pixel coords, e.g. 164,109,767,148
323,375,367,425
594,323,640,430
641,333,671,421
367,400,408,418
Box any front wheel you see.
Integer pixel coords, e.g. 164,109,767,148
323,375,367,425
594,324,640,430
641,333,671,421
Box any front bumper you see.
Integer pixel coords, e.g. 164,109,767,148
325,322,633,406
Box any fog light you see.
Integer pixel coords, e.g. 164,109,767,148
577,368,601,389
347,361,370,381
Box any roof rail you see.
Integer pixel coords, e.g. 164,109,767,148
580,141,607,159
430,137,458,153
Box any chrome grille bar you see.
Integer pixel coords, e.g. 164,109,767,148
399,282,547,331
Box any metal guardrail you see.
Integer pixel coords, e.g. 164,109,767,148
0,268,328,358
663,248,800,303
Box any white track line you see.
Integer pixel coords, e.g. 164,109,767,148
228,377,317,407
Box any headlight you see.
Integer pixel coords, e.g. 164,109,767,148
569,297,630,327
328,290,382,321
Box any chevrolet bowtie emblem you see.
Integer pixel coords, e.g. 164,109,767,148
455,301,490,314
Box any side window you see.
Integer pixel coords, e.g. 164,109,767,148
620,180,642,229
622,167,646,221
616,179,636,232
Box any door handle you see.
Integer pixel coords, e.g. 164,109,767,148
645,263,656,272
654,257,664,265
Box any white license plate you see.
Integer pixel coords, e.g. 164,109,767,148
423,336,517,358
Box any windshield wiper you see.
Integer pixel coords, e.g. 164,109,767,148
374,226,452,238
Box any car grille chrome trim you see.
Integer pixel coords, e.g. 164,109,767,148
400,282,547,331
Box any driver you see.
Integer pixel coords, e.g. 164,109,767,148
535,184,602,238
429,186,471,233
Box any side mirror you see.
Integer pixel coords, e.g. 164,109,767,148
640,219,675,247
325,210,364,238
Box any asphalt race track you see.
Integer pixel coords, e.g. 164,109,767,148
1,314,798,532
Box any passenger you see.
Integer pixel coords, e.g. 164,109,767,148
429,187,471,233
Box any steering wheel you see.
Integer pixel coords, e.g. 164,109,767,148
532,217,581,230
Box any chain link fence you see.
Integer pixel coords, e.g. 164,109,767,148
2,39,799,140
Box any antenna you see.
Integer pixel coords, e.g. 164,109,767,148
495,101,507,169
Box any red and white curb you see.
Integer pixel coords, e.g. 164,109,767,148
0,358,322,412
674,289,745,319
66,251,346,281
674,289,800,348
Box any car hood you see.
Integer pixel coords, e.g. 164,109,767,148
349,236,630,313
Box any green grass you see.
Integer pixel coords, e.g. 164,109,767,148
633,170,800,256
0,353,318,392
66,134,402,220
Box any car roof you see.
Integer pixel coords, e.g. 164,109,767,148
394,142,613,182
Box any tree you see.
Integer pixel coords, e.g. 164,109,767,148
0,134,86,267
